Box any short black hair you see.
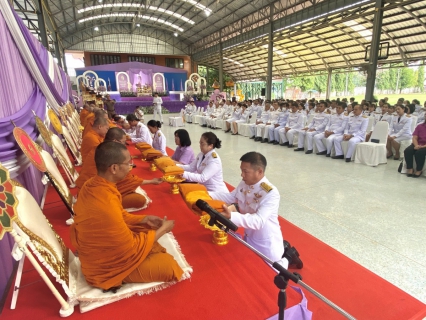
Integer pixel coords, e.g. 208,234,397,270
240,152,267,172
201,132,222,149
95,141,127,173
174,129,191,147
126,114,138,122
147,120,162,128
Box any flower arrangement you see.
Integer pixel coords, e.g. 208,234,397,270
138,106,170,114
187,85,194,92
120,91,137,97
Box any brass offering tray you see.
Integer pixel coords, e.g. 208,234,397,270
199,214,228,246
162,175,185,194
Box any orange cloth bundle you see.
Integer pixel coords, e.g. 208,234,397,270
162,166,184,177
141,148,163,160
135,142,152,151
154,157,175,170
178,184,226,216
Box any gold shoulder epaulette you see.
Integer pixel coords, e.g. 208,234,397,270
158,132,161,136
260,182,273,193
406,115,411,117
362,115,368,118
212,152,217,158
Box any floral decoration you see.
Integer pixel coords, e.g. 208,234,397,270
0,164,18,240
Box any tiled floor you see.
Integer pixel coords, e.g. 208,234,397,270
147,114,426,304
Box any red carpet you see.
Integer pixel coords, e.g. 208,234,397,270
2,146,425,319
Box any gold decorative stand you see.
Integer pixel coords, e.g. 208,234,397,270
162,175,185,195
199,214,228,246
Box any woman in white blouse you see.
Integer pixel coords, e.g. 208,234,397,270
147,120,167,155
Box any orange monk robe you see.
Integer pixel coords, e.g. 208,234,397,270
80,129,103,163
108,119,116,128
70,175,183,289
79,109,90,125
82,114,95,137
76,151,147,209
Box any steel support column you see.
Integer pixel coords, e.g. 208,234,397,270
62,49,68,74
365,0,384,102
219,42,223,92
326,69,332,99
36,0,49,49
266,5,274,101
206,66,210,90
54,32,62,68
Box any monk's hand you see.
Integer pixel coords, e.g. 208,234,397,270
221,204,232,219
141,215,163,229
151,178,163,185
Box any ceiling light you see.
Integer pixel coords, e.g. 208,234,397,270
223,57,244,66
98,0,102,2
261,44,287,58
78,4,195,25
174,32,178,37
136,23,140,27
205,10,211,17
139,15,184,32
94,26,99,31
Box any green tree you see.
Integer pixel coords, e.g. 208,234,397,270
399,67,415,91
347,72,355,94
417,65,424,92
333,73,345,94
388,68,398,92
290,76,314,91
313,74,327,94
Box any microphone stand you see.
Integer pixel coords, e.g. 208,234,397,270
208,216,356,320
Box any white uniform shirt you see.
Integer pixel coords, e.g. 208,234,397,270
307,111,330,132
389,114,413,137
344,114,369,138
178,149,228,193
152,130,167,155
130,122,153,145
286,112,304,129
209,176,284,262
326,113,348,134
153,97,163,108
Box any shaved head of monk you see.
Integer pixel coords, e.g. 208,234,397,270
92,116,109,138
105,127,126,144
95,141,131,182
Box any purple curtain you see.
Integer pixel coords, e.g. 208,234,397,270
13,8,66,105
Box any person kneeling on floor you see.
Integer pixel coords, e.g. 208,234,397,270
209,151,303,269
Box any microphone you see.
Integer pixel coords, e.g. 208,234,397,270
195,199,238,232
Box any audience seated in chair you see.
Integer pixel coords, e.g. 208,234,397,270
387,106,413,160
404,118,426,178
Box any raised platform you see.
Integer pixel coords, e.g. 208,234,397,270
115,100,209,114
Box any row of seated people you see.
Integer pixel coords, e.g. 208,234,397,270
185,98,426,176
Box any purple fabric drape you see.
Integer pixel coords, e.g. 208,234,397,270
0,11,34,118
13,8,65,105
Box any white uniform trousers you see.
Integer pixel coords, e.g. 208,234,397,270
314,133,342,154
200,116,208,126
249,124,257,137
268,125,284,142
256,124,267,138
153,106,163,122
278,128,298,144
334,135,364,158
298,130,321,150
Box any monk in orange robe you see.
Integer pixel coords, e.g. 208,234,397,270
76,127,162,209
80,116,108,163
70,141,183,290
79,104,92,125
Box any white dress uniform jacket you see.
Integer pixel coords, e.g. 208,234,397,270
152,130,167,155
209,176,284,262
179,149,228,193
130,122,153,145
389,114,413,141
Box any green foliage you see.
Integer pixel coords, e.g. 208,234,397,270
313,74,327,94
290,76,314,91
399,68,416,91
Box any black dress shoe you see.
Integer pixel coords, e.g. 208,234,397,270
316,151,327,155
249,136,255,139
294,148,304,152
406,173,413,177
413,171,423,178
282,142,289,146
261,138,268,143
255,137,262,141
345,158,351,162
332,155,344,159
305,150,313,154
326,153,331,157
273,141,279,145
225,129,230,133
287,144,294,148
283,246,303,269
268,140,275,144
283,240,291,253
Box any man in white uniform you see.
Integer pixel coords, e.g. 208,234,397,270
209,152,303,269
126,114,153,145
332,105,368,162
152,92,163,123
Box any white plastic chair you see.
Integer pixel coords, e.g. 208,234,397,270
355,121,389,166
239,113,257,137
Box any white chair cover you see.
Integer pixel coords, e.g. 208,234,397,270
355,122,389,166
238,113,257,136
